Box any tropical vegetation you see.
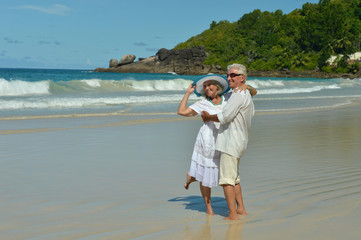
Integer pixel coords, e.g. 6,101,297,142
174,0,361,73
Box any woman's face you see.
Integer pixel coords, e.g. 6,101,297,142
203,80,219,98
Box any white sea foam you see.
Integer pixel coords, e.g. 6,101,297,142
258,84,340,94
337,78,361,87
253,95,361,101
0,94,196,110
52,78,193,92
120,78,192,91
2,77,347,97
2,73,360,114
248,79,285,88
0,79,50,96
80,79,102,88
256,100,354,112
0,78,194,96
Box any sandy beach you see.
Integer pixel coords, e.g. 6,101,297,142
1,101,361,240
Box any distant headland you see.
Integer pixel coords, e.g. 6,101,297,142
94,47,361,79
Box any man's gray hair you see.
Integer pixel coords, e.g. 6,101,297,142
227,63,247,80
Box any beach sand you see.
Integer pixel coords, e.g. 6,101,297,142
1,102,361,240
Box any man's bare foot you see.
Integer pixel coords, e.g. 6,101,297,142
224,213,239,220
184,172,196,190
237,209,247,216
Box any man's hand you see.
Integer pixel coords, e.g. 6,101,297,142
201,111,210,122
234,84,248,93
201,111,220,122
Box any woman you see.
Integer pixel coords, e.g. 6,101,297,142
177,74,256,215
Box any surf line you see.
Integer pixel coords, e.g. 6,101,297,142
0,112,178,121
0,117,198,135
2,100,359,135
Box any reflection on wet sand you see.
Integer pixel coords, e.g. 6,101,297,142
184,215,244,240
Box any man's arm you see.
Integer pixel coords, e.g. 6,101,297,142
218,91,251,124
201,111,219,122
202,91,252,123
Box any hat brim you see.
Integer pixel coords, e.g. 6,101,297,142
193,74,230,97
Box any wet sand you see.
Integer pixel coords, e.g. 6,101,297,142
1,102,361,239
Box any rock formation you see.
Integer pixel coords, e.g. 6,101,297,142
95,47,224,75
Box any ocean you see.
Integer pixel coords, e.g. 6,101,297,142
1,68,361,118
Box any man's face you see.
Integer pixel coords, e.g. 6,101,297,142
227,68,246,89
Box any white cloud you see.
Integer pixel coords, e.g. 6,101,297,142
19,4,71,16
134,42,147,47
146,48,160,53
4,37,22,44
86,59,94,66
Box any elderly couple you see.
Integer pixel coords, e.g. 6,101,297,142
177,63,255,220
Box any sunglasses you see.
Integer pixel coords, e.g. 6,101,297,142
227,73,242,78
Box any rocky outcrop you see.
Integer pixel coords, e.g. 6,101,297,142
95,47,224,75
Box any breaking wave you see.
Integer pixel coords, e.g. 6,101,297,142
0,79,50,96
0,78,193,96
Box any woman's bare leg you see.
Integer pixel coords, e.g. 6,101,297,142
184,172,196,190
200,183,214,215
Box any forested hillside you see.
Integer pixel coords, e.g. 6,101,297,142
174,0,361,73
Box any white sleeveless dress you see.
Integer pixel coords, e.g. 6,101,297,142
188,95,228,188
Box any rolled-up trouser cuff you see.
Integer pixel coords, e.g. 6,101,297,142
219,152,240,186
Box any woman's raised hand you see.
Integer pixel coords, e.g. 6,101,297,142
186,83,196,94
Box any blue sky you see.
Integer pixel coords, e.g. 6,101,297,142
1,0,318,70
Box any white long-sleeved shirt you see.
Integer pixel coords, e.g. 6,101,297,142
215,90,255,158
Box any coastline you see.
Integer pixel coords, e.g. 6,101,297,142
247,69,361,79
95,66,361,80
93,47,361,79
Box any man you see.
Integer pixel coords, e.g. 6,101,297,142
201,63,255,220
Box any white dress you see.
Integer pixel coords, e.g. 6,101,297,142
188,95,228,188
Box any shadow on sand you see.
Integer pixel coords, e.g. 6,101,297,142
168,195,229,217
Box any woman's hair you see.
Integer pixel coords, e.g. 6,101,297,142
227,63,247,80
202,80,224,97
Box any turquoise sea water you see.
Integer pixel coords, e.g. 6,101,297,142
1,68,361,117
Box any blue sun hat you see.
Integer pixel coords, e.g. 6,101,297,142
193,74,230,97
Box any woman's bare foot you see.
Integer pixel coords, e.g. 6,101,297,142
206,207,214,215
184,172,196,190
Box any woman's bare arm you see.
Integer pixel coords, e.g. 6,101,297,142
177,83,198,117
